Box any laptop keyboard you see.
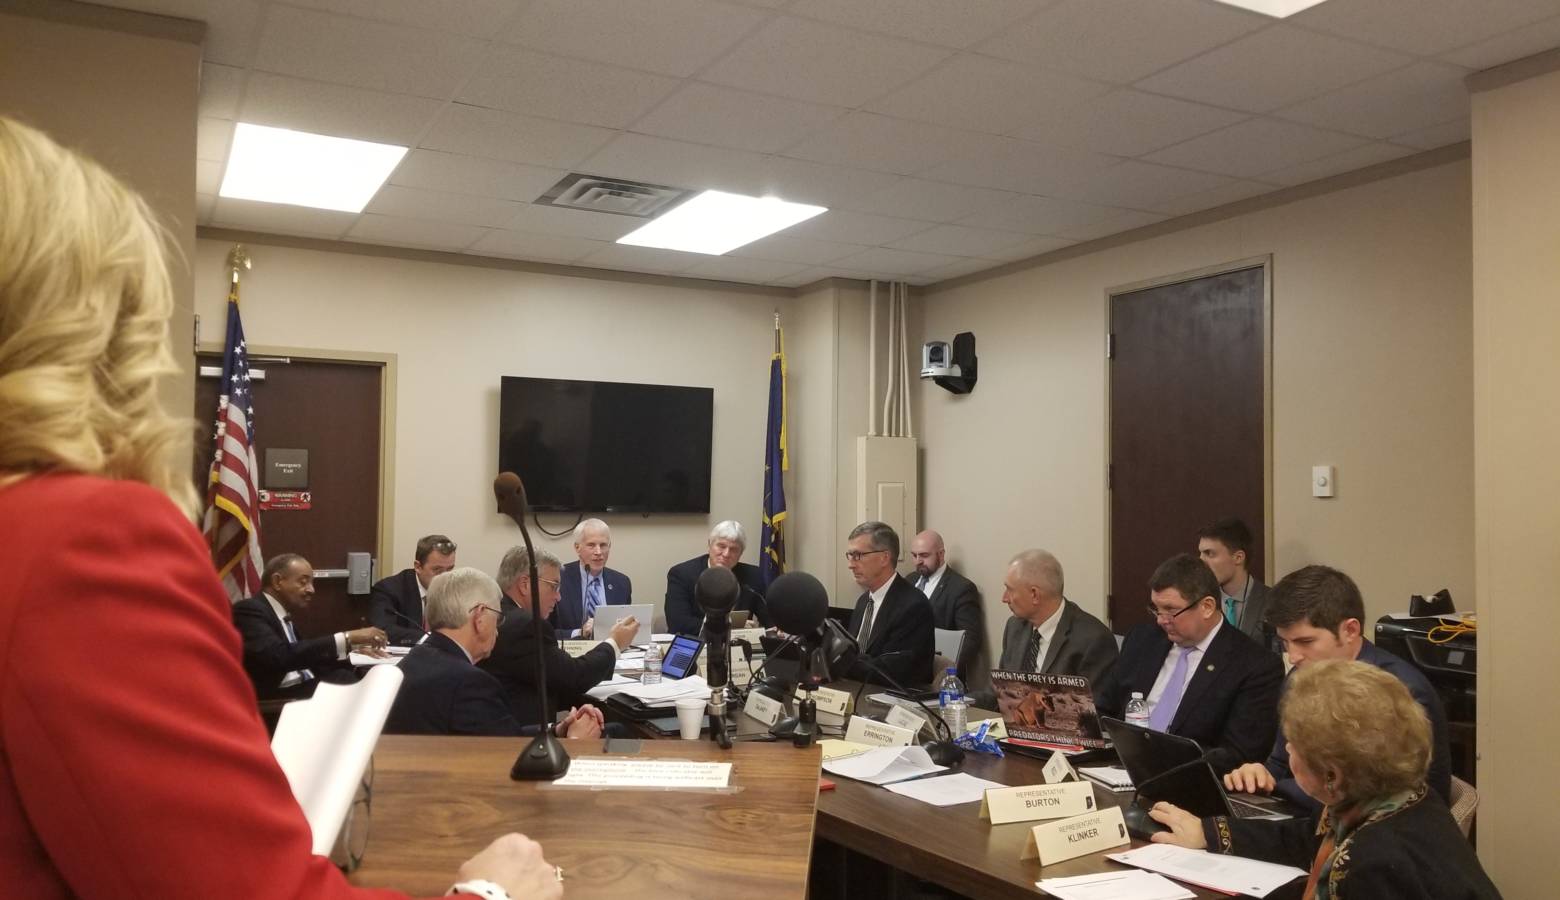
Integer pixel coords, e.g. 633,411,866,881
1230,797,1285,819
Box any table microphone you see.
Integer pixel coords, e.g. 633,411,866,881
695,566,739,749
383,608,430,644
494,471,569,780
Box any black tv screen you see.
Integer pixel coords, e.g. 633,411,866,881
498,376,713,513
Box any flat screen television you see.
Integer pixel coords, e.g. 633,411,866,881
498,376,713,513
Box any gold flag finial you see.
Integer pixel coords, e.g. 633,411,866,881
226,244,252,285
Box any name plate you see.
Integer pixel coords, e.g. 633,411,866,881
744,691,785,727
883,704,926,735
560,640,602,657
966,717,1008,739
1021,806,1128,864
796,685,851,718
980,781,1096,825
844,715,915,747
732,627,765,646
1043,750,1078,784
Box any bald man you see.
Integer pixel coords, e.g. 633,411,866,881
909,530,983,680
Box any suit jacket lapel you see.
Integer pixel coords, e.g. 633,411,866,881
1171,626,1232,730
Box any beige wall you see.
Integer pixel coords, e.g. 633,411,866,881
1470,63,1560,894
0,5,201,417
918,160,1475,668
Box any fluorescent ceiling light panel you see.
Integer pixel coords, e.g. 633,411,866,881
616,190,827,255
1208,0,1331,16
219,123,407,213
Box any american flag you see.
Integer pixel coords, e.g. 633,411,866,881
202,289,263,601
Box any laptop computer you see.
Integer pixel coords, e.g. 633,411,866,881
1101,716,1292,825
989,670,1109,756
596,603,652,645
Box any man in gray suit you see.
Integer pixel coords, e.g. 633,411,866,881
969,549,1118,709
909,529,983,679
1196,517,1276,650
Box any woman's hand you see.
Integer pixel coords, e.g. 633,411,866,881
1148,801,1208,849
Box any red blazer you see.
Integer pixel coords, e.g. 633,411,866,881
0,473,418,899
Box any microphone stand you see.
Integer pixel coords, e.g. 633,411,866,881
699,613,733,750
853,655,965,768
495,472,570,780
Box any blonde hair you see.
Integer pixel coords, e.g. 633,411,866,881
0,117,196,515
1282,659,1430,805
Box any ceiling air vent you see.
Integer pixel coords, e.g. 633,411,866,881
534,173,692,218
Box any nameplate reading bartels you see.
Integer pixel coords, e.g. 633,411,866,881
1021,806,1128,865
979,780,1095,825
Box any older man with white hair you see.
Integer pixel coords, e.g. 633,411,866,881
551,518,633,639
664,520,770,636
384,567,603,738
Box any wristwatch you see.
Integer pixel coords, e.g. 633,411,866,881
447,880,511,900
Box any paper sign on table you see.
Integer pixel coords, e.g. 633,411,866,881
844,714,916,747
1106,844,1307,898
561,640,603,657
743,691,785,726
797,685,851,718
1036,869,1195,900
883,704,927,735
1044,749,1079,784
979,781,1096,824
818,739,873,761
1021,806,1128,864
553,757,732,789
883,772,1005,807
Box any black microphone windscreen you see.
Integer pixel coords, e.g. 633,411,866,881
767,571,829,636
493,471,527,518
695,565,740,616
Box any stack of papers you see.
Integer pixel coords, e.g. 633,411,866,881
821,745,947,785
1037,870,1195,900
616,674,710,708
583,674,638,701
348,652,401,667
1079,766,1135,791
1107,845,1307,898
883,772,1005,807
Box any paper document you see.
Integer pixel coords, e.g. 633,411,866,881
348,652,401,667
1079,766,1135,791
584,674,637,701
1037,870,1195,900
883,772,1004,807
553,757,732,789
1107,844,1306,898
617,674,709,707
818,739,874,762
822,745,947,785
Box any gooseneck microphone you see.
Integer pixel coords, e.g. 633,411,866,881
695,566,739,749
384,607,430,643
495,471,569,780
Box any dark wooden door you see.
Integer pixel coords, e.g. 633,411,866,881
195,355,383,638
1108,266,1265,633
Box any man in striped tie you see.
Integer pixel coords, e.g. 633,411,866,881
552,519,633,639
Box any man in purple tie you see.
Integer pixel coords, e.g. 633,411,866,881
1097,553,1282,776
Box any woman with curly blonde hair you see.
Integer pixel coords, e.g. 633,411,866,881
1149,660,1499,899
0,117,557,900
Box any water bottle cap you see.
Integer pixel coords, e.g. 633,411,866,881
945,667,956,674
1131,691,1144,699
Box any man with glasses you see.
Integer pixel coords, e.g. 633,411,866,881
843,521,934,688
483,547,636,725
552,519,633,639
1097,553,1281,776
386,567,604,738
369,533,458,645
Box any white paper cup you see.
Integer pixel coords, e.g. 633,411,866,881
674,697,707,740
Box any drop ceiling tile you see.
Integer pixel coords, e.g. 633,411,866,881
1293,0,1560,57
390,151,568,203
1257,142,1418,187
1441,15,1560,70
781,210,938,245
503,203,643,242
457,47,681,130
682,255,811,285
1016,89,1248,158
769,266,842,288
579,133,771,195
830,246,963,276
1136,25,1412,114
1148,179,1275,217
787,0,1045,49
918,256,1002,282
866,54,1109,135
779,112,979,176
727,235,870,266
1391,118,1471,151
211,197,357,238
199,63,245,119
1145,118,1367,179
468,230,609,263
204,0,263,68
956,193,1125,235
422,104,618,169
886,223,1035,257
633,83,846,154
978,0,1266,85
578,242,706,275
1277,62,1471,140
283,0,525,37
920,135,1120,194
197,193,217,224
196,159,224,196
1054,208,1167,242
346,214,487,250
1054,159,1235,208
978,234,1077,262
239,73,444,145
846,178,1017,223
500,0,769,78
755,157,902,208
254,5,484,98
197,117,235,163
365,185,524,227
702,15,951,107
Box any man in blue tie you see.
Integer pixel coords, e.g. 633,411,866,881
1097,553,1281,776
551,518,633,638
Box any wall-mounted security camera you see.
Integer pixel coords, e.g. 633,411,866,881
919,332,977,394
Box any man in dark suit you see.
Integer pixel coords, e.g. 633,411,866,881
482,546,639,725
367,533,457,645
843,521,933,688
232,553,387,700
908,529,983,679
550,518,632,638
1098,553,1282,776
1196,518,1275,650
385,567,604,738
969,549,1117,708
664,520,769,637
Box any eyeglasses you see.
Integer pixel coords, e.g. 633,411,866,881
538,577,561,590
844,549,891,563
1146,602,1200,622
433,540,456,554
472,604,505,626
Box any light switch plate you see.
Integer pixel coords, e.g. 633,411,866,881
1312,465,1335,498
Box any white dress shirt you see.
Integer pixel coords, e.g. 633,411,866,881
263,592,348,688
916,563,947,600
1026,600,1065,671
1146,618,1223,708
858,576,896,644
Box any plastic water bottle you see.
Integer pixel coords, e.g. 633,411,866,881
1125,691,1150,727
937,667,967,736
643,642,663,685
